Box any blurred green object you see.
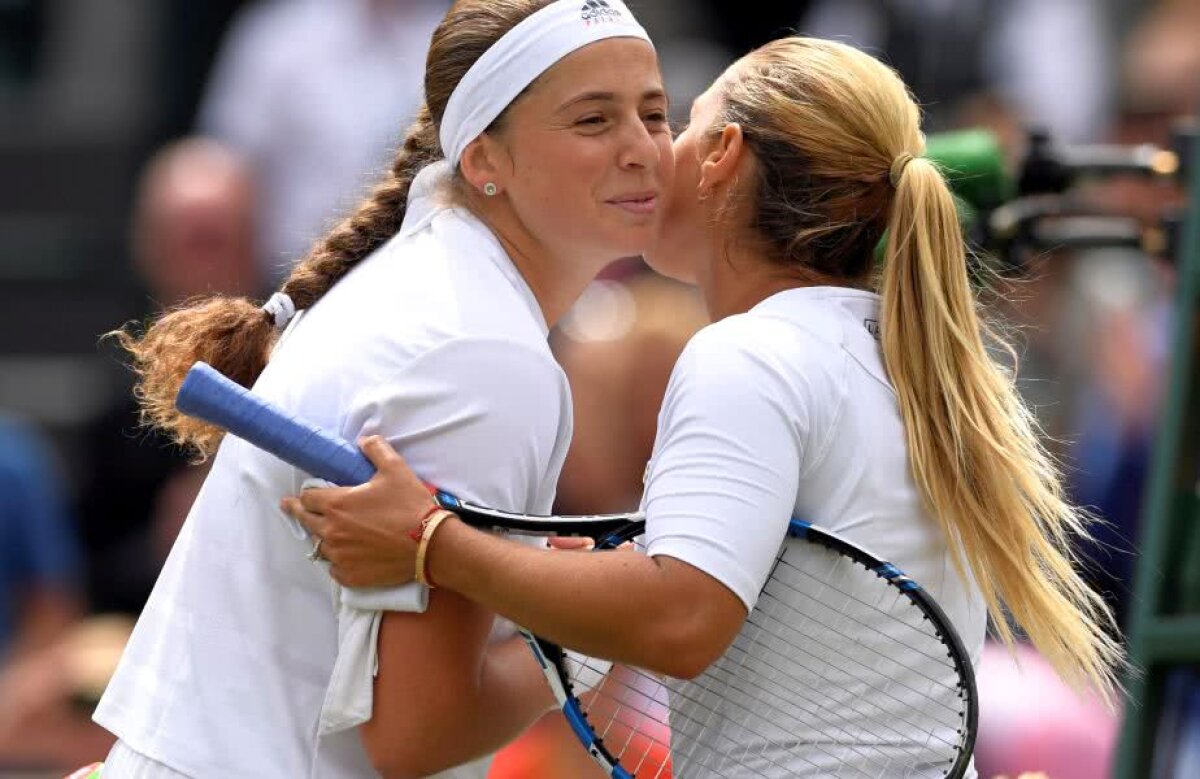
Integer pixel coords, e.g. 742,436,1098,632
924,129,1014,211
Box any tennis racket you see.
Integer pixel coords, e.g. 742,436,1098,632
176,361,978,778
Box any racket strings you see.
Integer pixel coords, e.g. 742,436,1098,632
575,652,926,779
568,609,964,776
711,623,939,765
765,551,969,712
730,589,967,747
575,650,880,776
740,564,971,750
586,671,767,777
573,643,962,778
670,656,900,777
696,630,918,751
676,623,956,775
578,658,849,778
750,578,968,724
564,543,970,777
672,549,950,776
589,672,669,772
740,601,961,739
769,554,956,671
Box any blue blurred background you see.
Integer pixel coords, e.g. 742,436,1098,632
0,1,1195,776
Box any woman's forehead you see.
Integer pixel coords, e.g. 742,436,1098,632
692,83,724,117
533,38,663,104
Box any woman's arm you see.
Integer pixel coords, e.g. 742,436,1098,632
431,513,747,680
285,436,747,680
364,596,555,778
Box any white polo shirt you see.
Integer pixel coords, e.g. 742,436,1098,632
94,201,573,778
643,286,985,778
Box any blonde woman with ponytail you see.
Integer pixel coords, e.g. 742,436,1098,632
90,1,675,777
286,36,1125,776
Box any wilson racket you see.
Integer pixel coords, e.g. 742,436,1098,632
176,361,978,778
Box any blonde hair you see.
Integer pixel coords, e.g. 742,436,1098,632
713,37,1124,701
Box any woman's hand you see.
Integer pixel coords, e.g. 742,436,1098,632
280,436,439,588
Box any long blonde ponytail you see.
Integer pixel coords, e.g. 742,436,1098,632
716,36,1126,703
880,152,1125,702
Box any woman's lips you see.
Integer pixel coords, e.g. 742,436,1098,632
607,193,658,215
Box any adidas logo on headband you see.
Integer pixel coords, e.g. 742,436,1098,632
581,0,622,26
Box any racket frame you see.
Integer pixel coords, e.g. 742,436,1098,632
530,518,979,778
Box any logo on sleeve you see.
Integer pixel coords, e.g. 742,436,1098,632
581,0,622,25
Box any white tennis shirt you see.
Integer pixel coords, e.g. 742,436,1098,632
94,202,573,778
643,286,986,777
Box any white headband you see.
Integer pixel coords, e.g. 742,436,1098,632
439,0,653,168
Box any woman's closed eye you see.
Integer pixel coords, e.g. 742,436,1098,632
575,110,669,133
575,114,610,131
643,110,670,132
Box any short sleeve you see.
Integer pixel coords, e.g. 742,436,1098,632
341,337,571,515
332,337,569,632
643,322,811,612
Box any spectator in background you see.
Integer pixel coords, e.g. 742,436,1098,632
0,416,90,766
1122,0,1200,125
129,137,260,307
800,0,1114,142
78,138,260,616
0,417,80,659
197,0,449,282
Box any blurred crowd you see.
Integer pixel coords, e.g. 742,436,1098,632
0,0,1196,776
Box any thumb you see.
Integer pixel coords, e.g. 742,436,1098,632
358,435,402,471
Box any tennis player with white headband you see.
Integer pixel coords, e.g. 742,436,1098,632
91,1,670,777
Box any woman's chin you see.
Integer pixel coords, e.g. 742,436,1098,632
596,226,661,263
642,250,698,286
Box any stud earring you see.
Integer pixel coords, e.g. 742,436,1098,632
483,182,498,197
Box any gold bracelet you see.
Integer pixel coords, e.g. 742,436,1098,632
415,510,454,587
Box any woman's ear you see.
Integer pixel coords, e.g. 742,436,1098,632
698,123,745,197
460,134,510,197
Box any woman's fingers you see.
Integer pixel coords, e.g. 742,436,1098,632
358,436,439,505
297,483,348,515
281,497,328,540
279,437,444,585
548,536,595,551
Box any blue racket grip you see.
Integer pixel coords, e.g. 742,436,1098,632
175,362,376,486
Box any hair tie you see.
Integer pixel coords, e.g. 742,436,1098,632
889,153,915,188
262,292,297,330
